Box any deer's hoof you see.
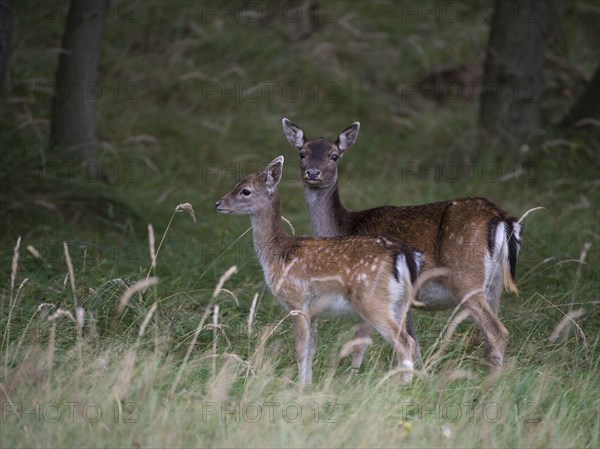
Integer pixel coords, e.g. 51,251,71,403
486,353,503,368
401,360,414,384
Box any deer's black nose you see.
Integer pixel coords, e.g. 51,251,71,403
215,199,223,209
306,169,321,180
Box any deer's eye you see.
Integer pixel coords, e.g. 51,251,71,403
331,154,339,162
241,188,252,196
299,152,306,160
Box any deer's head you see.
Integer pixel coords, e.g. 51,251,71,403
215,156,284,215
282,118,360,189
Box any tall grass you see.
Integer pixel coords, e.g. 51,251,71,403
1,206,598,448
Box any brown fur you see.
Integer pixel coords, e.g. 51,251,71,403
216,156,422,384
282,118,524,367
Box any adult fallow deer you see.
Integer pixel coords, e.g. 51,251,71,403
282,118,523,368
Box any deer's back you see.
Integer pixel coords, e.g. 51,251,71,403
345,197,516,269
268,234,421,312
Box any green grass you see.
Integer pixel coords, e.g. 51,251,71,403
1,1,599,448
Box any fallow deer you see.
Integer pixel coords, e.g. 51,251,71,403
215,156,423,384
282,118,523,368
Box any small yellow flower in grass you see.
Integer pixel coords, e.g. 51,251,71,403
397,420,413,437
175,203,197,223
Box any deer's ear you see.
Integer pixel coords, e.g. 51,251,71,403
265,155,284,191
335,122,360,153
282,118,305,150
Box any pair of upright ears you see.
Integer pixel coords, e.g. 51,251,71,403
263,119,362,191
281,118,361,153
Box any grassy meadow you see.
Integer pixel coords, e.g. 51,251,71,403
1,1,599,447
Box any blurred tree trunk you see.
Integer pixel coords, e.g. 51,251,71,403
479,0,562,144
50,0,109,164
559,64,600,128
0,0,12,99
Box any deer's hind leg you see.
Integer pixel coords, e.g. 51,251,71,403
406,310,421,361
351,311,419,373
352,317,372,372
453,285,509,367
361,303,416,383
439,220,508,367
375,318,416,383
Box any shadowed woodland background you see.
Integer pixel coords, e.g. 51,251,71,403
0,1,599,448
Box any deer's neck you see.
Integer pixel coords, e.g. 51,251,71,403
250,192,289,272
304,183,351,237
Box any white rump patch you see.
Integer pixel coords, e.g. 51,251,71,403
513,222,522,240
395,253,411,282
484,223,507,299
512,222,522,261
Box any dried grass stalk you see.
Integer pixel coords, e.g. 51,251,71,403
63,242,77,306
376,365,426,386
548,308,587,343
281,215,295,235
274,258,298,294
518,206,545,224
10,237,21,291
148,224,157,271
572,242,592,304
169,266,237,398
47,321,57,372
411,268,451,305
339,337,373,359
138,303,158,338
175,203,197,223
87,311,99,342
114,349,137,401
424,289,482,370
212,265,238,299
218,288,239,306
3,238,22,374
212,305,220,377
117,277,159,314
247,292,259,337
48,309,76,322
11,303,55,367
251,309,309,360
247,326,271,380
75,306,85,362
44,308,78,375
206,357,237,403
4,278,29,355
26,245,42,260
